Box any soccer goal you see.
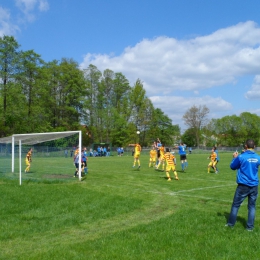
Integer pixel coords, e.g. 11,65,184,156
0,131,82,185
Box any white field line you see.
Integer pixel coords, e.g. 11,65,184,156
181,177,235,184
168,184,235,195
146,191,233,203
144,184,235,203
88,182,236,203
168,193,232,203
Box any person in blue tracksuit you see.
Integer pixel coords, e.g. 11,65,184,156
226,139,260,231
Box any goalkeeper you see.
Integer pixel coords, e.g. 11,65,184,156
25,148,33,173
74,147,80,177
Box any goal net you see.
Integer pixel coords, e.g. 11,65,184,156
0,131,82,185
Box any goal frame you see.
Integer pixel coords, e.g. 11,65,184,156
0,131,82,185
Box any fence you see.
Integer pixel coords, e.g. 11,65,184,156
1,144,260,158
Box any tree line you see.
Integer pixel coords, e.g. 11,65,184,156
182,105,260,147
0,36,180,147
2,35,259,148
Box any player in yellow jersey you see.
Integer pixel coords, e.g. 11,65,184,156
207,148,218,173
129,143,142,169
25,148,33,173
149,146,157,167
73,146,80,177
163,148,179,181
156,144,165,170
74,146,79,156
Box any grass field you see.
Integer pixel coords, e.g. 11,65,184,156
1,151,260,260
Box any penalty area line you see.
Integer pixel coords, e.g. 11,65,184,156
168,184,235,194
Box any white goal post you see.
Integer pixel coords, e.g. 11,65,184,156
0,131,82,185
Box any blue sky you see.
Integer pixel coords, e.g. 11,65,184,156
1,0,260,132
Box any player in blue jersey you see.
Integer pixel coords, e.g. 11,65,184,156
82,147,88,174
175,143,188,171
155,138,162,166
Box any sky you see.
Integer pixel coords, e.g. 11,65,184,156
1,0,260,132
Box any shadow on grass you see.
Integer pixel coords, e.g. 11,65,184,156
159,176,179,181
218,211,247,228
155,169,164,172
159,176,168,180
176,170,186,173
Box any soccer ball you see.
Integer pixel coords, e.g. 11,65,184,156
136,131,140,134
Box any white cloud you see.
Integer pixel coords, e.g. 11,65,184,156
0,6,19,36
15,0,37,12
149,95,232,129
80,21,260,96
0,6,10,20
39,0,49,11
193,21,260,46
80,21,260,130
245,75,260,100
15,0,49,22
0,1,49,36
15,0,49,12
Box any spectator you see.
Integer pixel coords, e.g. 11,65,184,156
226,139,260,231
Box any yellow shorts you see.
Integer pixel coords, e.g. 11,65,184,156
208,161,217,167
134,153,140,159
26,159,31,166
166,165,176,172
150,157,156,162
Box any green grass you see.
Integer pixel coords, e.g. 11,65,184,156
1,152,260,260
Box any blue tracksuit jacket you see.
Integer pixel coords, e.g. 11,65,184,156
230,149,260,187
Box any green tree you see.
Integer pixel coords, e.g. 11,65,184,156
0,36,20,136
110,112,130,147
148,108,180,146
182,128,197,147
43,58,86,130
17,50,46,132
209,115,245,146
0,37,188,149
183,105,210,147
127,79,154,145
41,59,61,129
112,72,130,113
110,72,131,146
57,58,86,128
240,112,260,145
97,69,115,142
83,64,102,142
